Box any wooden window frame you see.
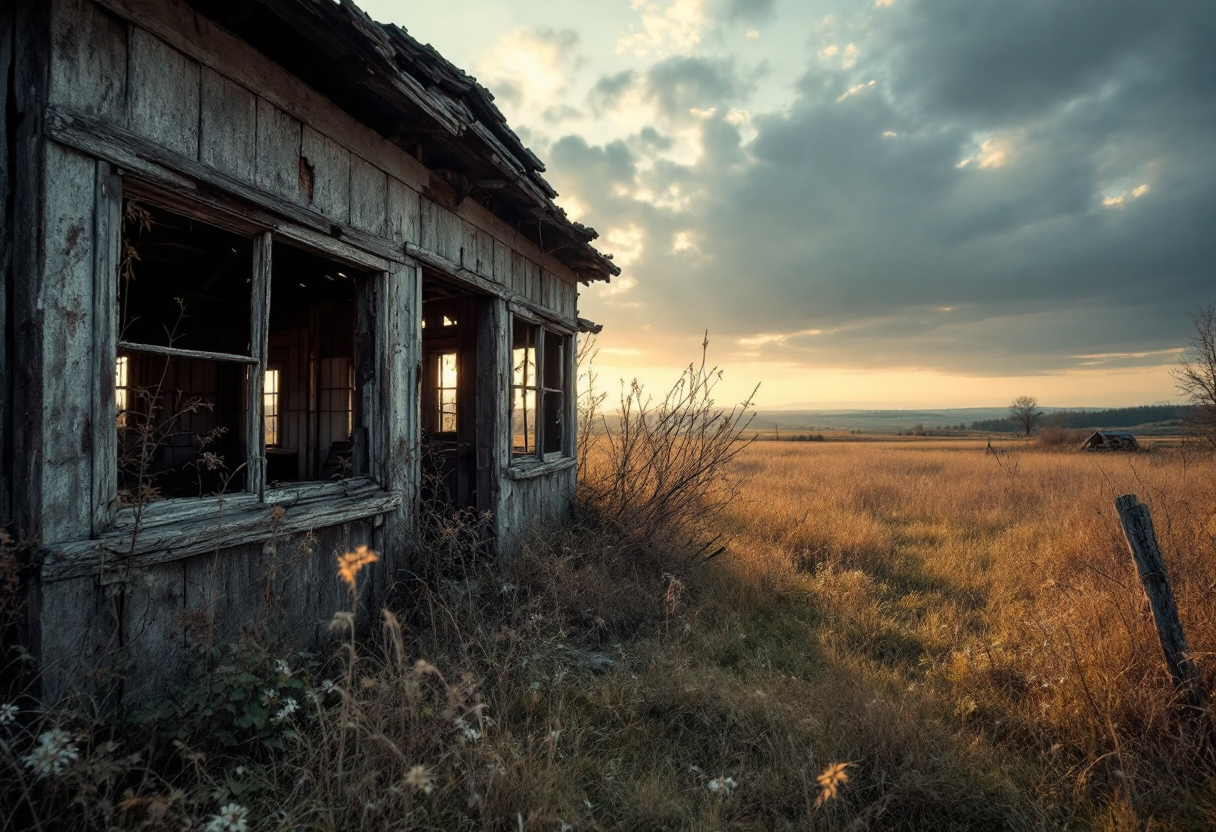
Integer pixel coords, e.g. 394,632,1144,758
92,172,392,537
510,316,575,468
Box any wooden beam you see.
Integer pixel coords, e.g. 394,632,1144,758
406,242,507,299
39,478,402,582
92,163,122,534
406,243,578,332
45,104,404,266
503,457,576,481
248,233,272,499
117,340,259,365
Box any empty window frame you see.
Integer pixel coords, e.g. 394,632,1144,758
115,199,372,499
116,201,255,498
267,241,361,484
511,319,571,462
436,351,458,433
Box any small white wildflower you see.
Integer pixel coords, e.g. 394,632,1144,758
260,687,277,705
404,764,435,795
22,728,79,777
203,802,249,832
500,582,515,594
320,679,336,693
453,718,482,742
273,698,298,723
707,776,737,796
274,659,292,677
0,703,17,725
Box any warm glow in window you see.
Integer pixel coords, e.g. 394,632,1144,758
512,326,538,456
437,351,458,432
347,363,355,437
115,356,129,427
264,368,280,446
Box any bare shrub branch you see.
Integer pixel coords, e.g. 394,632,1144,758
577,334,756,564
1173,303,1216,448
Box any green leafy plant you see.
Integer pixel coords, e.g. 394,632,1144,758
133,642,328,755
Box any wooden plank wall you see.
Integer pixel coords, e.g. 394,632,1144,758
41,520,381,704
28,0,588,701
0,2,13,526
497,467,577,557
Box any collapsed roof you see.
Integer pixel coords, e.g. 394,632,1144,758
186,0,619,284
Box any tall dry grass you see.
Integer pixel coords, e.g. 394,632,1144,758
711,439,1216,828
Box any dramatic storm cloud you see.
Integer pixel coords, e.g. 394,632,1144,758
361,0,1216,406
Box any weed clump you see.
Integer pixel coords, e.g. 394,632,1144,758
577,335,756,567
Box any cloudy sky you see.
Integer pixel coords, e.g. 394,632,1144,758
361,0,1214,408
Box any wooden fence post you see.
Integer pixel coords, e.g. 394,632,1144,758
1114,494,1206,711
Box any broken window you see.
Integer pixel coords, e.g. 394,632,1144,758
511,319,571,462
117,202,254,498
420,276,488,511
266,241,361,484
116,199,370,499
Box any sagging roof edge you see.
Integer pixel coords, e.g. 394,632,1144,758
187,0,619,285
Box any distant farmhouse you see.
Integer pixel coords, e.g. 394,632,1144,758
1,0,617,702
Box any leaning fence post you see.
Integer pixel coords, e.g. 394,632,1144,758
1114,494,1206,711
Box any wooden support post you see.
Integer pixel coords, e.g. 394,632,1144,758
1114,494,1206,710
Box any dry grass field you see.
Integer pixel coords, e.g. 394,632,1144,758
701,439,1216,828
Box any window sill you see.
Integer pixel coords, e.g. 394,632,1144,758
505,456,577,481
39,478,401,583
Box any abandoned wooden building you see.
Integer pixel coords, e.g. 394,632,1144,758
0,0,617,701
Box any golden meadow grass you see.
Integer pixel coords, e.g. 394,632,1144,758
709,439,1216,828
3,438,1215,830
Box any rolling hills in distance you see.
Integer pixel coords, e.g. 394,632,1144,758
747,404,1190,434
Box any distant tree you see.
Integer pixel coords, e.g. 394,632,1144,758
1008,395,1042,437
1173,303,1216,447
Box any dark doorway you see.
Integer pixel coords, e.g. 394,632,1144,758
420,275,486,511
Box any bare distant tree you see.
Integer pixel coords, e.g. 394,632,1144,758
1008,395,1042,437
1173,303,1216,448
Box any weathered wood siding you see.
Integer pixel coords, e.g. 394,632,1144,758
39,522,381,704
0,3,14,525
498,467,578,554
25,0,586,702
